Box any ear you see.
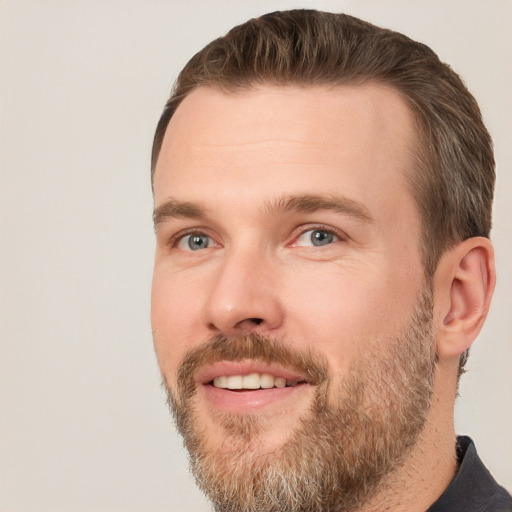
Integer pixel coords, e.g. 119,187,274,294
433,237,496,360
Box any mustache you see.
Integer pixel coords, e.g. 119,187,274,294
175,333,329,401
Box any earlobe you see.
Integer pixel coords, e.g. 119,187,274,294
434,237,496,360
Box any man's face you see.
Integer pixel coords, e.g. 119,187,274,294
151,85,435,510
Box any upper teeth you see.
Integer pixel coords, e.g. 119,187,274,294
212,373,299,390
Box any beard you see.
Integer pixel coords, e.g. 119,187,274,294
162,285,436,512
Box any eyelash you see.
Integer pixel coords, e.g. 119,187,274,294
167,228,214,249
291,224,345,247
167,224,346,251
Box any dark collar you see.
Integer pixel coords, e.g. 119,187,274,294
428,436,512,511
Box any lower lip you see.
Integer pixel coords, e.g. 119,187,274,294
201,383,308,413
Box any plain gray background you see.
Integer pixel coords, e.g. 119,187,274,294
1,1,511,511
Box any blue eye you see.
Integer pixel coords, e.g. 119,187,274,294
177,233,212,251
295,229,339,247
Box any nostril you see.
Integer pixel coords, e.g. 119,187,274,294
249,318,263,325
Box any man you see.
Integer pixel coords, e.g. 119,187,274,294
150,10,512,512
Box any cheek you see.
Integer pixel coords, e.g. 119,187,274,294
151,266,205,378
289,277,373,363
283,263,418,372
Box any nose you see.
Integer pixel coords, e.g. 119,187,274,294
201,248,284,337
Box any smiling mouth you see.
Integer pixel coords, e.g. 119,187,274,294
210,373,305,390
197,363,313,412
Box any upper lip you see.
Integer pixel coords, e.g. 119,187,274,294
196,360,309,385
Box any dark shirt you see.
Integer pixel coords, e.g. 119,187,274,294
428,436,512,511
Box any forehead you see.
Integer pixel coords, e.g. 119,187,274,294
153,84,418,223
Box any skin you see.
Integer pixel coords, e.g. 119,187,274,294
151,84,495,510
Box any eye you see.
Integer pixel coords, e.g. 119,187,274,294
176,233,214,251
295,228,340,247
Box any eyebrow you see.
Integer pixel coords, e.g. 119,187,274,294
153,194,374,228
153,199,206,227
263,194,374,223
